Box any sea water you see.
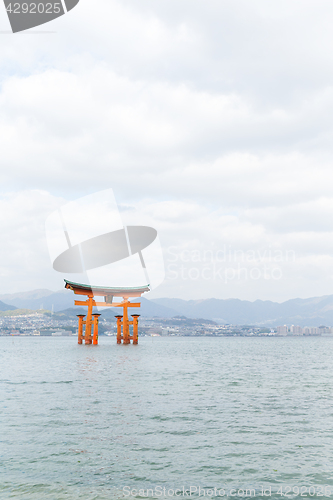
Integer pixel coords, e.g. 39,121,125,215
1,336,333,499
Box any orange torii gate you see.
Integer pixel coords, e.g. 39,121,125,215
64,280,149,345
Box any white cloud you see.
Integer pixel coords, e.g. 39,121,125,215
0,190,65,292
0,1,333,301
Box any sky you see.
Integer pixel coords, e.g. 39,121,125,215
0,1,333,302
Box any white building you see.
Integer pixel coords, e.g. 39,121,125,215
277,325,288,335
291,325,303,335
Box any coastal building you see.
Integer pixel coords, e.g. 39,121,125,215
291,325,303,335
277,325,288,335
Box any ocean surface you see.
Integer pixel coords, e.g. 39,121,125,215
1,336,333,500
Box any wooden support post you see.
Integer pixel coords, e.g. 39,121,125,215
77,314,85,344
123,299,130,344
85,296,94,345
92,314,101,345
131,314,140,344
115,315,123,344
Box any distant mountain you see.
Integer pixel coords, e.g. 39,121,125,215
0,300,17,311
5,288,333,326
51,307,87,319
0,289,74,312
0,289,54,301
0,308,35,316
0,290,178,317
151,296,333,326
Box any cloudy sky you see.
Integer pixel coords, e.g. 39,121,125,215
0,0,333,302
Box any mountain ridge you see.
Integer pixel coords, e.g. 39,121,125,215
1,289,333,326
151,295,333,326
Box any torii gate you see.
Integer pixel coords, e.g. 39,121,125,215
64,280,149,345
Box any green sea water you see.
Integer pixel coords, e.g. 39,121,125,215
1,336,333,499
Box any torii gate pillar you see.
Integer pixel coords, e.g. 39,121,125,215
92,314,101,345
115,315,123,344
77,314,85,344
132,314,140,344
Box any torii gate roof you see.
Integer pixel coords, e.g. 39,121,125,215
64,279,150,298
